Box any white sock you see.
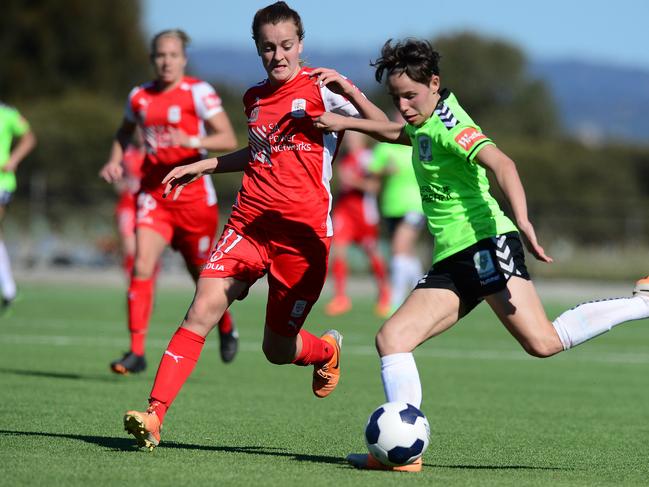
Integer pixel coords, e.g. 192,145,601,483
390,255,412,310
0,240,16,300
552,296,649,350
380,352,422,408
404,255,423,289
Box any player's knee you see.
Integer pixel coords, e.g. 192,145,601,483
521,336,562,358
376,326,411,356
185,296,222,331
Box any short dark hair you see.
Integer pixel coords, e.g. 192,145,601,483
252,1,305,45
372,38,441,85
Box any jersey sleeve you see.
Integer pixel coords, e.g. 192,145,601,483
320,82,361,117
439,122,494,162
192,81,224,120
123,87,139,123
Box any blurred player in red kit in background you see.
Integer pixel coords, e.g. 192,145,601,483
325,131,390,317
100,29,239,375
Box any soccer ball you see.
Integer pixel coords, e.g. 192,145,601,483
364,401,430,466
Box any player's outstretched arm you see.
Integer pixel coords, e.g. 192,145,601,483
313,113,409,145
476,144,553,263
162,147,249,200
309,67,388,123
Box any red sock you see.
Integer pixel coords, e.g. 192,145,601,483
293,329,334,366
218,310,233,334
368,252,388,286
128,277,154,356
332,258,347,298
149,327,205,424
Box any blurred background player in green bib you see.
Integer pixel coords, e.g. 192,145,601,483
0,103,36,312
325,131,391,318
367,111,425,315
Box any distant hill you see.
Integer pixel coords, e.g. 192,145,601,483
190,45,649,145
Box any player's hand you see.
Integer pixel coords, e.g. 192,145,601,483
99,160,123,183
309,68,355,98
313,112,349,132
518,220,553,263
162,158,218,200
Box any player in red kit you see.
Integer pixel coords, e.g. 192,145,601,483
325,131,390,317
121,2,389,450
100,29,239,375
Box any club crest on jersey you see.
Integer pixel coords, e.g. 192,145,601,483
167,105,181,123
417,134,433,162
291,98,307,118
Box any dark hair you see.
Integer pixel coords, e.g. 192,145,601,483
151,29,191,56
252,1,305,45
371,38,440,85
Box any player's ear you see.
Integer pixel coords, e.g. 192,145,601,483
428,75,440,93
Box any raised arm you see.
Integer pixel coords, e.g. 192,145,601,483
475,144,552,263
313,112,411,145
99,119,136,183
309,67,387,122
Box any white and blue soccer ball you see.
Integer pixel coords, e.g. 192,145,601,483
364,401,430,466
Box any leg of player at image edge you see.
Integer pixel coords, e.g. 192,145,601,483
123,328,341,450
347,280,649,471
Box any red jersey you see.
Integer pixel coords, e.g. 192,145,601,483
124,76,222,203
335,148,379,225
230,67,361,237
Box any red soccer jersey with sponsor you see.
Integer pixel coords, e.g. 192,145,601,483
124,76,222,203
230,67,361,237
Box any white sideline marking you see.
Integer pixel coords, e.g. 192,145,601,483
1,334,649,365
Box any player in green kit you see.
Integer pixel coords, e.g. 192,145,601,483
368,123,425,314
314,38,649,472
0,103,36,311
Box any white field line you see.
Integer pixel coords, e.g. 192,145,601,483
1,334,649,364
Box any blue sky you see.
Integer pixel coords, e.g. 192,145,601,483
142,0,649,70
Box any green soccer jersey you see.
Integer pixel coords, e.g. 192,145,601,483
404,89,517,264
0,103,30,192
368,143,423,217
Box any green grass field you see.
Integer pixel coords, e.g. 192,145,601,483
2,280,649,486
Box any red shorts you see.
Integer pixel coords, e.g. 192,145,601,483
332,198,379,247
136,191,218,266
202,221,331,336
116,192,137,238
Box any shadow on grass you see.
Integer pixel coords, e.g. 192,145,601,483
0,430,572,471
0,429,346,465
0,367,140,383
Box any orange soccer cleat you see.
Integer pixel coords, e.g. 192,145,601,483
633,276,649,296
325,296,352,316
123,402,162,451
312,329,343,398
346,453,423,472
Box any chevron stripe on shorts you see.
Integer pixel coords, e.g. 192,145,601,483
492,235,522,279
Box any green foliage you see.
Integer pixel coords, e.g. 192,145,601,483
0,0,149,99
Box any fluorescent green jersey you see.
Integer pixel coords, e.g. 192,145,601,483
404,90,517,263
0,103,30,192
368,143,423,217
